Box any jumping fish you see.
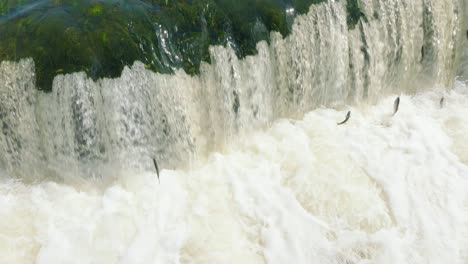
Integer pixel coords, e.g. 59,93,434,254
337,111,351,125
392,97,400,116
152,158,160,183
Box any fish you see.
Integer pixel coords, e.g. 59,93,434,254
152,158,160,183
392,97,400,116
337,111,351,125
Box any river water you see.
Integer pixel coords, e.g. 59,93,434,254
0,0,467,263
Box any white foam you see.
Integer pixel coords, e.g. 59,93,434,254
0,84,467,263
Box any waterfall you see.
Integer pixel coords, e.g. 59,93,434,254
0,1,467,263
0,0,465,179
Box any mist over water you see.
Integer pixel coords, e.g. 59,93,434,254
0,0,468,263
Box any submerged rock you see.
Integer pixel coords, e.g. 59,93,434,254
0,0,328,90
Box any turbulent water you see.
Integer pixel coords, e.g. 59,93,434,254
1,84,468,263
0,0,468,263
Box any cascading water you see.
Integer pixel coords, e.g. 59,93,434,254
0,0,465,177
0,0,467,263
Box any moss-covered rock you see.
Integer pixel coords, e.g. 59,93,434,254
0,0,335,90
346,0,365,29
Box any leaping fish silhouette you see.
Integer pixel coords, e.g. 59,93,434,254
337,111,351,125
392,97,400,116
153,158,160,183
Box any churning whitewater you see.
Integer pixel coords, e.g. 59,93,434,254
0,0,467,263
1,83,468,263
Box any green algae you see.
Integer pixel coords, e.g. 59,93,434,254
346,0,365,29
0,0,365,90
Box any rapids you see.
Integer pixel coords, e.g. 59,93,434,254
0,83,467,263
0,0,467,263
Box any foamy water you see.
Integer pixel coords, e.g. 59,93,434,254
0,82,467,264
